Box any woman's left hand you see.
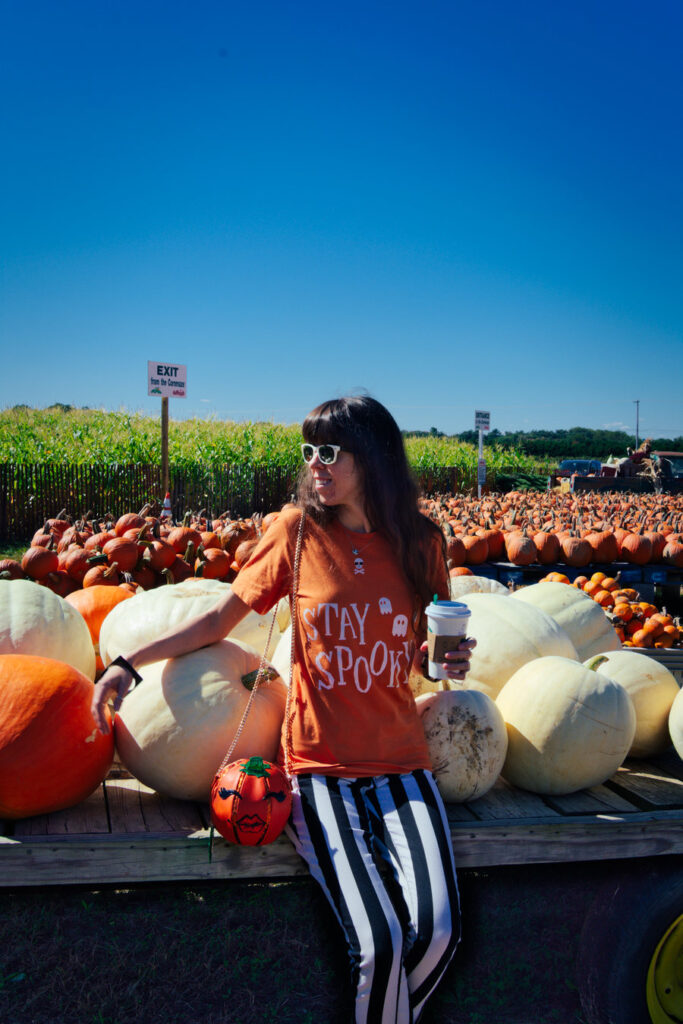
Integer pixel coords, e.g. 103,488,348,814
415,637,477,682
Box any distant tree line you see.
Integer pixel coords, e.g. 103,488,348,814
405,426,683,460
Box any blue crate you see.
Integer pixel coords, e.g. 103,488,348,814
473,564,499,580
618,567,643,583
501,569,527,586
642,566,670,584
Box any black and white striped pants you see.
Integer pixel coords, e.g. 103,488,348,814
287,770,461,1024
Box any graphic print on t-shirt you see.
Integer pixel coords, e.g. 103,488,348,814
300,599,414,692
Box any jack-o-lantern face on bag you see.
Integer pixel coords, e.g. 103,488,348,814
210,757,292,846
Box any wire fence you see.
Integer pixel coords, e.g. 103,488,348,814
0,463,461,541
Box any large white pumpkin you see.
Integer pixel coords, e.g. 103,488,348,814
100,578,287,665
496,655,636,795
0,579,95,680
449,576,510,599
584,650,680,758
454,593,578,700
668,687,683,762
512,582,621,661
113,638,286,800
416,688,508,802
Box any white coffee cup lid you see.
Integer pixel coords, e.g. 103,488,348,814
425,600,470,619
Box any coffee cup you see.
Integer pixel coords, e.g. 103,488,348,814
425,600,471,681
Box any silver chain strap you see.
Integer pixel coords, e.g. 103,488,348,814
284,510,305,776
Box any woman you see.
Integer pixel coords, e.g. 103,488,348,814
92,395,475,1024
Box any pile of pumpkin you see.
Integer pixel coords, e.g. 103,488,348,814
2,567,683,825
0,505,274,597
533,570,682,649
420,490,683,568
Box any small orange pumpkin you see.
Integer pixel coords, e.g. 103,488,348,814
210,756,292,846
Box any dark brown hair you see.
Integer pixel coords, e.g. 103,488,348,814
296,395,447,628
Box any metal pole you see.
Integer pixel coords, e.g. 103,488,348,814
478,428,483,499
633,400,640,449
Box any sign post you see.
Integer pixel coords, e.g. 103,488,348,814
474,410,490,498
148,362,187,497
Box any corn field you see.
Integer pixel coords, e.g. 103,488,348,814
0,409,553,540
0,408,551,478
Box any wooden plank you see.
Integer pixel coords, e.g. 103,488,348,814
0,831,307,886
13,785,110,836
3,810,683,886
544,783,639,816
466,776,560,820
606,761,683,809
451,811,683,867
105,778,205,834
444,803,479,823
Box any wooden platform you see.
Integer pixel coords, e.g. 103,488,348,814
3,751,683,887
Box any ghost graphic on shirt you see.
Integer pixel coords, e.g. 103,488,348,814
392,614,408,637
379,597,392,615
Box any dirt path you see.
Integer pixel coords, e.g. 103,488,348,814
0,860,608,1023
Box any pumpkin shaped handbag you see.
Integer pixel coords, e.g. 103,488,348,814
209,511,305,846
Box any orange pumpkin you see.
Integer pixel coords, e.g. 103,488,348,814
504,531,537,566
445,534,466,566
613,602,634,623
533,531,561,565
461,534,489,565
21,545,59,581
0,654,114,819
195,547,231,580
620,533,653,566
66,586,134,673
630,628,652,648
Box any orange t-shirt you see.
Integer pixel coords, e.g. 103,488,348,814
231,507,448,778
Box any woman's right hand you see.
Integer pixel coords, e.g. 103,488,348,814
91,663,136,735
89,589,254,735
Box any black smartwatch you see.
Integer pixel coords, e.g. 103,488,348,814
109,655,143,688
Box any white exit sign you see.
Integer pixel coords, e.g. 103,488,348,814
148,361,187,398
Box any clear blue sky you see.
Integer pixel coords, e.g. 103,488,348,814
1,0,681,437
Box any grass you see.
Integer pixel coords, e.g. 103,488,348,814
0,864,598,1024
0,542,26,562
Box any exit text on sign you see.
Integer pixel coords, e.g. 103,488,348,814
147,361,187,398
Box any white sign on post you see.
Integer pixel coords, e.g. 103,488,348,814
477,458,487,484
474,410,490,431
148,362,187,398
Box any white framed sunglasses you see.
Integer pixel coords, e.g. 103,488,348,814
301,443,350,465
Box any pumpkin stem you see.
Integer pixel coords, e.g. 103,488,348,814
241,667,278,691
240,756,271,777
586,655,608,672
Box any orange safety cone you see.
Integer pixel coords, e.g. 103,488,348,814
160,492,172,520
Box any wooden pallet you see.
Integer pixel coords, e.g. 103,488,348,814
3,751,683,888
